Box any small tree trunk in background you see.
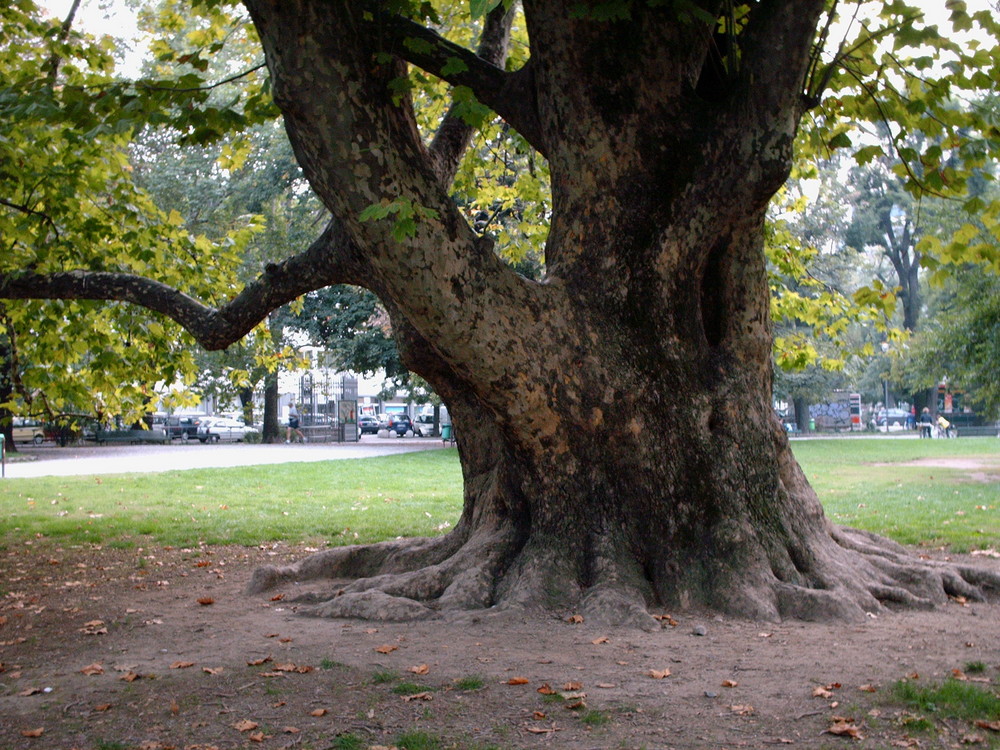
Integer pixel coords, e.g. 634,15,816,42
262,376,280,443
793,397,810,433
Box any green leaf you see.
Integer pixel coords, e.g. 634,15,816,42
469,0,502,19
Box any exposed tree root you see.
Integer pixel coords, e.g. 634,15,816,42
247,476,998,627
247,521,1000,626
762,525,1000,622
248,525,524,621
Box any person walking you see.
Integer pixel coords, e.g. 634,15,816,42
918,407,933,439
286,404,307,443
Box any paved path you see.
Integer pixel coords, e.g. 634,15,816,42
1,435,449,479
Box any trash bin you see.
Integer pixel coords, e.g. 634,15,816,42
809,418,815,431
441,424,452,442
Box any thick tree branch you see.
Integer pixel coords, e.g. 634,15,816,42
428,3,518,184
742,0,827,116
372,9,546,157
0,220,364,351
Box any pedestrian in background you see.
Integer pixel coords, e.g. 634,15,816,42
286,404,307,443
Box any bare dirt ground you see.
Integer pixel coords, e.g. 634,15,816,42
2,541,999,750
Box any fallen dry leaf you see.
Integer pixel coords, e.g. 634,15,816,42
812,686,834,699
533,711,547,720
283,726,301,734
119,671,140,682
409,664,430,675
197,597,215,606
94,703,112,712
648,669,671,679
270,593,285,601
596,682,616,689
247,656,272,666
375,644,399,654
80,663,104,676
80,620,107,635
233,719,259,732
731,705,755,715
722,679,738,688
170,661,195,669
975,720,1000,732
18,687,43,696
953,668,968,681
826,719,862,739
309,708,327,717
20,728,44,738
170,700,180,715
858,684,877,693
202,667,223,675
591,636,609,645
194,560,211,568
565,614,584,624
248,731,265,742
537,683,556,694
507,677,530,685
653,613,679,626
525,726,560,734
401,692,433,702
563,681,583,691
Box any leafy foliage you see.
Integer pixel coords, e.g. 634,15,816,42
0,0,267,423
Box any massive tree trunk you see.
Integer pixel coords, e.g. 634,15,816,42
241,1,998,624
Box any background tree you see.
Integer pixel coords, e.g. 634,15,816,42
3,0,1000,624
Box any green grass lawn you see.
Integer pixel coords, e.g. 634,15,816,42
793,437,1000,552
0,449,464,548
1,438,998,553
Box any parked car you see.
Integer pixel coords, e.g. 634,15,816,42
385,413,413,436
413,415,436,437
358,415,380,434
197,417,248,443
11,417,45,445
166,414,206,441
